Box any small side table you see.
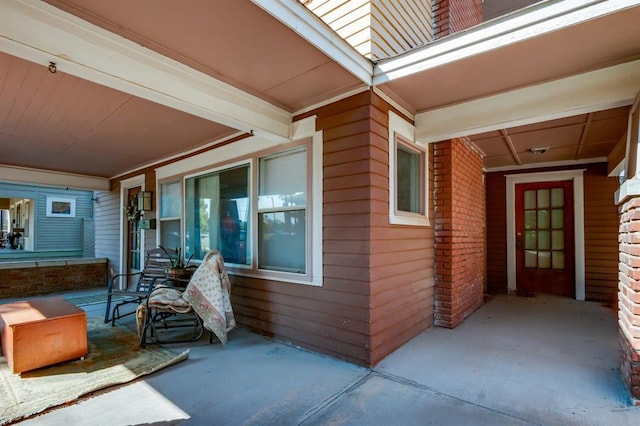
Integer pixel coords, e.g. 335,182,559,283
0,297,87,374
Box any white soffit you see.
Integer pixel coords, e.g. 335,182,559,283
415,59,640,143
0,0,292,141
251,0,373,85
373,0,640,84
0,165,109,191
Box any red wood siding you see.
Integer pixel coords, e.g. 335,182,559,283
485,172,507,293
368,92,435,365
232,90,435,366
485,163,619,302
583,164,619,303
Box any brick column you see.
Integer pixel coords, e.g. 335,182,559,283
433,0,483,39
433,138,486,328
618,197,640,403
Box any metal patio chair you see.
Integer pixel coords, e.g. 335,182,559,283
104,248,170,325
137,249,235,346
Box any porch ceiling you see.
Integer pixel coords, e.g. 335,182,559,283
0,1,638,181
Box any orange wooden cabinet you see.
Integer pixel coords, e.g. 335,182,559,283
0,297,87,374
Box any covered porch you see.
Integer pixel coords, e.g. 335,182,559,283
8,289,636,424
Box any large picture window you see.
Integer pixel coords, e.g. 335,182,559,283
185,164,250,265
155,128,320,285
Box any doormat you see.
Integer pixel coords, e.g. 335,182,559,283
0,317,188,425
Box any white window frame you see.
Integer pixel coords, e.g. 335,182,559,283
389,111,429,226
45,196,76,218
154,116,323,286
183,159,253,267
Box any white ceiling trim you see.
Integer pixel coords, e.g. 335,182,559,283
373,0,640,84
0,165,109,191
415,59,640,144
0,0,292,141
485,157,607,173
251,0,373,85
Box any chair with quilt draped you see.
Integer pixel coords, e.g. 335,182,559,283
137,249,236,346
104,248,170,325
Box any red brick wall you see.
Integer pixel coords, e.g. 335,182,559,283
618,196,640,401
433,0,483,39
0,260,107,299
433,138,485,328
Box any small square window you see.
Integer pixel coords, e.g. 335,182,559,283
396,142,424,214
388,111,429,227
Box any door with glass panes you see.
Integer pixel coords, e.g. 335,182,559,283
515,180,575,297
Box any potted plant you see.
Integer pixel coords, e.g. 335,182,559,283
159,246,196,281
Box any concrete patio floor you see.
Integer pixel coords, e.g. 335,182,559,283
5,291,640,425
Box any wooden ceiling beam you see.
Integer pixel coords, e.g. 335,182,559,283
501,129,522,165
574,113,593,159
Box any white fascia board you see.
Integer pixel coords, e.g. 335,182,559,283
0,165,109,191
251,0,373,85
0,0,291,141
415,59,640,143
373,0,640,84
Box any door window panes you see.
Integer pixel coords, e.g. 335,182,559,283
524,190,536,209
522,184,567,271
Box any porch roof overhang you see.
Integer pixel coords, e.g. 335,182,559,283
0,0,639,188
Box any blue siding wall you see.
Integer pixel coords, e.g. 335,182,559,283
0,182,94,257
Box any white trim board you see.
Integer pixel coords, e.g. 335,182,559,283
119,175,146,279
0,164,109,191
506,170,585,300
415,59,640,144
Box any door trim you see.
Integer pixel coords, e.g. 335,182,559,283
506,170,585,300
119,174,146,275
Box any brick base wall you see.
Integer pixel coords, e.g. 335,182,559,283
0,259,107,299
618,197,640,402
620,328,640,404
433,138,486,328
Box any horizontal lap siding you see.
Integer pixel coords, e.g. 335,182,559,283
232,91,435,366
583,164,619,302
232,92,375,366
486,173,507,293
94,189,120,275
368,92,435,365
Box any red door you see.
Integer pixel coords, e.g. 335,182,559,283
515,181,575,297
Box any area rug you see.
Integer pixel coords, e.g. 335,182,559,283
64,293,124,307
0,317,189,425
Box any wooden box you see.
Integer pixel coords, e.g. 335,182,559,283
0,297,87,374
